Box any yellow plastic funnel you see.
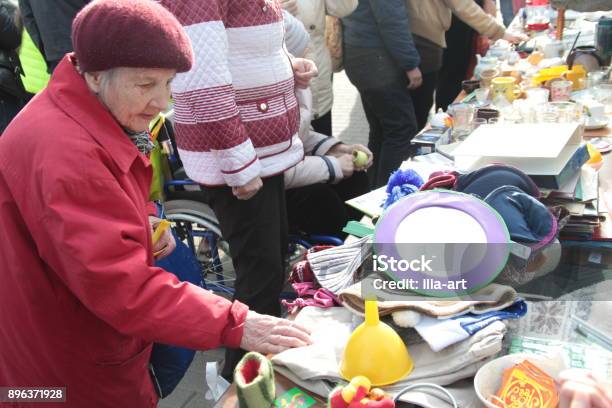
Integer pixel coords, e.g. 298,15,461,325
339,300,414,386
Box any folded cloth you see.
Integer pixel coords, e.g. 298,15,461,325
281,282,341,313
338,274,517,319
272,307,506,395
414,300,527,352
484,185,557,248
420,171,459,191
454,164,540,199
307,236,372,294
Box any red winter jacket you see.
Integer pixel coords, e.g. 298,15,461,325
0,55,247,408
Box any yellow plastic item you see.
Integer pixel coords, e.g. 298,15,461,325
152,220,171,245
527,51,544,66
339,300,414,386
533,65,568,85
586,143,603,170
533,65,586,90
563,65,586,90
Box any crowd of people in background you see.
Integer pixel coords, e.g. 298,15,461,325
1,1,611,407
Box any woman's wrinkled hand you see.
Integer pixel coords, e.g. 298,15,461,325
150,216,176,260
503,31,529,44
232,176,263,200
240,310,312,355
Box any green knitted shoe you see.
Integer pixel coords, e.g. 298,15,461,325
234,352,276,408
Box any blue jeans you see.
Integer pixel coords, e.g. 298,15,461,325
344,46,419,188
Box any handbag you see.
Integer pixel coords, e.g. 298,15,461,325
325,16,344,73
149,231,204,398
0,50,28,100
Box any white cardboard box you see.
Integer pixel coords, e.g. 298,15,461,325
452,123,586,189
453,123,581,169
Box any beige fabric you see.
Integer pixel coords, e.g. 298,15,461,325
296,0,358,117
404,0,506,48
271,307,505,404
338,274,517,318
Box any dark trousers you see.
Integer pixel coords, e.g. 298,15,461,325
0,92,26,135
435,15,475,112
311,110,332,137
500,0,515,27
344,46,419,189
205,174,288,379
286,171,369,238
409,71,439,131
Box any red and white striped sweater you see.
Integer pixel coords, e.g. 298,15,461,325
160,0,304,186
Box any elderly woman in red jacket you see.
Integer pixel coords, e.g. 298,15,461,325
0,1,311,407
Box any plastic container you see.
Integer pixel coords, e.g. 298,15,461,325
339,300,413,386
597,17,612,65
525,0,550,31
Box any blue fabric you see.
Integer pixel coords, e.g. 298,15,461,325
484,186,555,244
383,168,423,209
150,232,203,398
455,165,540,199
452,300,527,335
342,0,420,70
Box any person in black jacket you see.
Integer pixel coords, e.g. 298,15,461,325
342,0,422,188
435,0,491,112
0,0,27,134
18,0,88,73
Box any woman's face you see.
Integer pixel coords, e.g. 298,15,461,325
86,67,175,132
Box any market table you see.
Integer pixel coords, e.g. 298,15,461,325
213,117,612,408
453,89,612,194
214,14,612,406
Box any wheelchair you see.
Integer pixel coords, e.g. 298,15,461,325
151,112,343,299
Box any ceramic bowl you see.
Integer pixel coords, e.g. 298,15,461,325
462,79,481,94
476,108,500,121
474,353,567,408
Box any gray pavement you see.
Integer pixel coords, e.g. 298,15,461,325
157,71,368,408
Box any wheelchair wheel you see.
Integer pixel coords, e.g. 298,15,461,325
163,200,235,298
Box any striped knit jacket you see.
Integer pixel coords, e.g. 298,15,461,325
160,0,304,187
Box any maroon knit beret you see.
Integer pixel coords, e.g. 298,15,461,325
72,0,193,73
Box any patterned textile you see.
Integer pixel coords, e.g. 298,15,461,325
159,0,304,187
124,128,155,155
507,281,612,343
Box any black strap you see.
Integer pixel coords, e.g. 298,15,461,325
321,156,336,183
